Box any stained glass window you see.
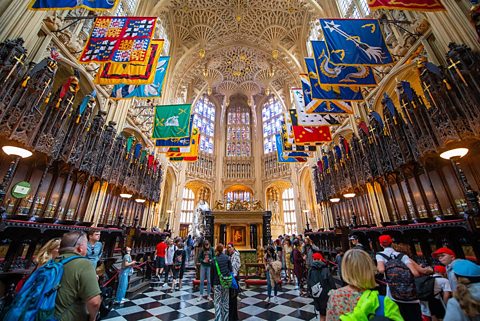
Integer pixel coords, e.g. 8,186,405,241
262,96,284,154
283,188,297,234
180,188,195,223
193,95,216,154
114,0,139,16
336,0,370,18
226,105,251,157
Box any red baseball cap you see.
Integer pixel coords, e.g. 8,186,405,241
432,247,455,258
312,253,325,261
378,235,393,246
434,265,447,274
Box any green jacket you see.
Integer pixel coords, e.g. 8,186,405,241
340,290,404,321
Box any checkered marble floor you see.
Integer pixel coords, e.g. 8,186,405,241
103,269,318,321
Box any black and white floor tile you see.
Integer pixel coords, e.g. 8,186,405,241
103,267,318,321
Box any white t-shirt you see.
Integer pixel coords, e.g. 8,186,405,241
420,273,452,316
165,245,176,265
376,247,419,304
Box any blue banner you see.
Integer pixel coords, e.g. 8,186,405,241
305,58,363,101
275,134,307,163
300,74,354,114
30,0,119,10
111,56,170,100
311,41,377,87
320,19,393,65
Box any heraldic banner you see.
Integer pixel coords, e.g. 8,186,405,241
153,104,192,140
80,16,156,63
367,0,445,11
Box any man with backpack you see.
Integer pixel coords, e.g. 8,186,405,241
307,253,336,320
376,235,423,321
3,231,101,321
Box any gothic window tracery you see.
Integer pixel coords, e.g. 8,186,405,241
336,0,370,18
282,188,297,234
193,95,216,154
180,187,195,223
262,96,284,154
226,105,251,157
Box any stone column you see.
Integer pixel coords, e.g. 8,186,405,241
426,1,480,52
0,0,47,52
214,99,225,201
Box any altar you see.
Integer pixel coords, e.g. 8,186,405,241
212,210,269,250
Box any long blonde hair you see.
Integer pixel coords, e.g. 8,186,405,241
454,277,480,318
35,238,61,266
341,249,377,290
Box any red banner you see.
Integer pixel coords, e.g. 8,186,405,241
293,126,332,145
367,0,445,11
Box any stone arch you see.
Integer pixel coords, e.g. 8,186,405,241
159,166,177,229
121,126,150,147
300,167,319,230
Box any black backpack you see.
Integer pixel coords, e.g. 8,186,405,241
377,252,417,301
414,275,440,300
173,249,183,269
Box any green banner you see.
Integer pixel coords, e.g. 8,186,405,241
152,104,192,139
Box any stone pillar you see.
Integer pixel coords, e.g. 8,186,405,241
0,0,47,52
426,2,480,52
253,102,264,199
214,99,225,201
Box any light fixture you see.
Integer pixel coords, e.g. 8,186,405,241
135,198,146,203
343,193,356,198
329,198,341,203
2,146,33,158
120,193,133,199
440,148,469,160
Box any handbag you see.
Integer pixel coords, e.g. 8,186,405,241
214,258,233,289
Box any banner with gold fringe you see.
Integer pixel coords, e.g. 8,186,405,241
29,0,120,11
80,16,156,63
95,40,163,85
110,56,170,99
367,0,445,11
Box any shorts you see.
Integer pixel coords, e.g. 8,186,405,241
155,256,165,269
428,298,446,318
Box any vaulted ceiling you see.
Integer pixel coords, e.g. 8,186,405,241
151,0,331,106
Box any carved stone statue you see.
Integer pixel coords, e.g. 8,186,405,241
252,200,264,211
192,200,210,238
213,199,225,210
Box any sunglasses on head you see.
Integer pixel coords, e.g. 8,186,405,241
72,231,86,247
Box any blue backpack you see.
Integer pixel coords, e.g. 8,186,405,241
3,255,83,321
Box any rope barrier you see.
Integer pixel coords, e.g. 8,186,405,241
102,270,119,287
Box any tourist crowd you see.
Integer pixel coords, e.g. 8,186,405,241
2,230,479,321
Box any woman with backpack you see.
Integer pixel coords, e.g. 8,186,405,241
443,259,480,321
264,245,282,304
283,238,294,284
115,246,136,304
171,242,186,291
326,249,404,321
197,239,214,301
212,243,232,321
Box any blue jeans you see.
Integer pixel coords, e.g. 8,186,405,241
199,264,211,296
116,270,130,302
266,270,278,298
